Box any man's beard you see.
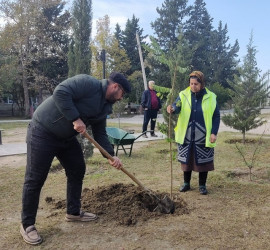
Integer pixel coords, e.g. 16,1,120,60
107,98,117,104
106,94,118,104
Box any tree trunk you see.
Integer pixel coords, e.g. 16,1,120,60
22,74,30,118
38,87,43,105
19,50,30,118
242,131,246,144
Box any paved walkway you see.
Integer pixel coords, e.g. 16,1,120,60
0,133,164,157
1,110,270,157
0,115,165,156
0,135,166,157
0,143,27,156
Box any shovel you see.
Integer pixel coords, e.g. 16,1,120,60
82,131,175,214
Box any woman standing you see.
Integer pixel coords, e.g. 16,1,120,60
167,71,220,195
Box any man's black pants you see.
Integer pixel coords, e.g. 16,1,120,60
21,122,85,226
142,109,158,134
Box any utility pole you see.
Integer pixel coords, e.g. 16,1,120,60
266,70,270,94
136,32,148,90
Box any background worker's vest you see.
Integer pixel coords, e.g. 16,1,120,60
174,87,217,147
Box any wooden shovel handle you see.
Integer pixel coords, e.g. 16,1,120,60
82,131,146,189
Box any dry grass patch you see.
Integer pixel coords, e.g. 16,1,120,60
1,129,270,249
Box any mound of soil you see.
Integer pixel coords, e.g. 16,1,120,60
46,183,188,226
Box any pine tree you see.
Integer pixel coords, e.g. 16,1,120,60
121,15,146,75
151,0,190,51
68,40,76,77
222,33,269,143
67,0,93,160
149,0,190,86
210,21,240,88
146,33,191,137
114,23,123,43
184,0,213,79
69,0,92,75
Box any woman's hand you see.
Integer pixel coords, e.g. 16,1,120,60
108,156,123,170
167,105,174,114
210,134,217,143
73,118,86,134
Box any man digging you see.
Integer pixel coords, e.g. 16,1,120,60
20,72,131,245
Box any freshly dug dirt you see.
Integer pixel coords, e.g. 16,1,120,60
46,183,188,226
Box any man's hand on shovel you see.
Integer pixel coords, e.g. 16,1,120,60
108,156,123,169
72,119,122,169
73,118,86,134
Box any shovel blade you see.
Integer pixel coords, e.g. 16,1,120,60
155,195,175,214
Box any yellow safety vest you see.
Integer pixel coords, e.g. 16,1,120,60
174,87,217,147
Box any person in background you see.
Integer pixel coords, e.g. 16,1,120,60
141,80,162,138
20,72,131,245
167,71,220,195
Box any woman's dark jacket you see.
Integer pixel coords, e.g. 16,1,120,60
32,74,114,155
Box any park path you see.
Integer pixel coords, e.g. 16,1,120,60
1,109,270,156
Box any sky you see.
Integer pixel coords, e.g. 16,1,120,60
90,0,270,75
